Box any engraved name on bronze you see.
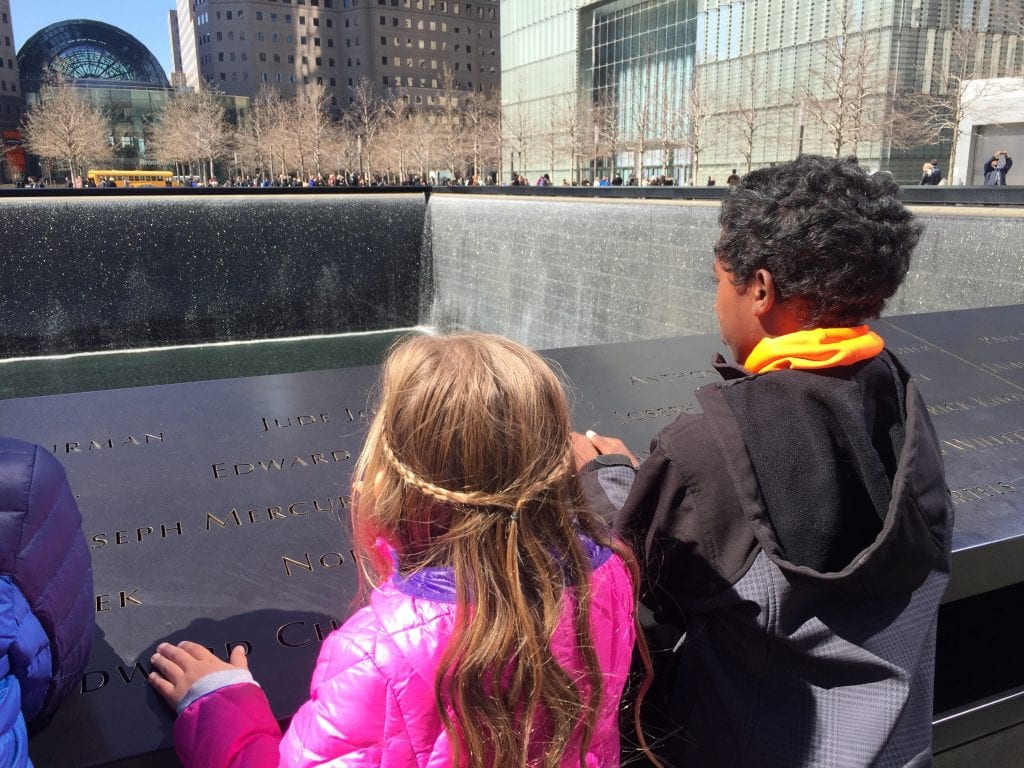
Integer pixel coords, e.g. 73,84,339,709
50,433,165,454
91,523,184,549
979,333,1024,345
205,496,349,531
95,589,142,612
630,370,714,386
343,407,376,422
80,640,254,694
613,403,698,423
282,550,353,577
942,428,1024,454
88,496,353,549
891,343,937,355
949,481,1015,505
79,625,348,693
260,413,333,432
211,450,352,479
981,359,1024,375
277,619,342,647
926,392,1024,416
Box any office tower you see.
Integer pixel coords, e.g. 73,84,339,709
502,0,1024,184
174,0,499,109
0,0,23,131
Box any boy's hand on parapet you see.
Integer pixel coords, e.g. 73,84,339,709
571,430,639,471
148,640,249,711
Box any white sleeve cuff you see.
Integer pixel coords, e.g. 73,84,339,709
177,669,260,715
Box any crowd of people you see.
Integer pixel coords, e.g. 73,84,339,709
5,154,953,768
9,155,1020,189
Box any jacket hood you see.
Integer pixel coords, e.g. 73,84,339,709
699,352,952,595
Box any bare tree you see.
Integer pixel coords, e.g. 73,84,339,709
331,116,362,181
438,66,467,181
22,70,111,179
594,89,622,181
559,93,591,184
802,2,893,158
294,82,335,180
682,69,715,185
237,85,285,180
462,89,501,182
503,89,532,182
542,97,561,182
653,63,684,181
625,47,657,181
380,88,412,183
349,78,385,180
2,150,23,185
407,109,439,182
148,86,231,181
735,59,766,173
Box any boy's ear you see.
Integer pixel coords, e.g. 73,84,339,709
751,268,776,316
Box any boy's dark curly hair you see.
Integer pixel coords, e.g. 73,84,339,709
716,155,921,327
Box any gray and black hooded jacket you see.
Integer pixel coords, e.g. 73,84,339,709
581,350,953,768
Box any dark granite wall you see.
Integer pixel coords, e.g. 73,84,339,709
0,195,427,357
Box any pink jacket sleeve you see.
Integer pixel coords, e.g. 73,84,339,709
172,613,394,768
279,621,391,768
173,683,283,768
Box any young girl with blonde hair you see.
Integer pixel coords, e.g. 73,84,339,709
148,332,649,768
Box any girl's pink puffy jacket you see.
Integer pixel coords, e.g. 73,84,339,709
173,538,637,768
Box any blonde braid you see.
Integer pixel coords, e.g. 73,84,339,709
512,450,574,514
380,435,574,516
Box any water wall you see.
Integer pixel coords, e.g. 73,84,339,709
2,189,1023,358
0,193,426,357
428,193,1024,350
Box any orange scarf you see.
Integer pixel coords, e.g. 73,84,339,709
744,326,885,374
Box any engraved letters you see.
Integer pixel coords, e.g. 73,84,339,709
630,370,713,385
276,619,341,647
613,403,697,423
949,482,1015,505
260,413,333,432
282,551,346,576
205,496,349,531
927,392,1024,416
51,433,164,454
90,523,184,549
212,450,352,479
95,589,142,612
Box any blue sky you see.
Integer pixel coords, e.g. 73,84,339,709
11,1,178,77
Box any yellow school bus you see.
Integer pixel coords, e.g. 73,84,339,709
86,170,177,188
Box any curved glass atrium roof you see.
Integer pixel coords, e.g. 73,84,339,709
17,19,169,92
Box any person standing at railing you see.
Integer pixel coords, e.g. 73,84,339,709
983,151,1013,185
575,155,953,768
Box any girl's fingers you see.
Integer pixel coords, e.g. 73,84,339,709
148,671,176,698
149,649,183,680
175,640,216,661
229,644,250,670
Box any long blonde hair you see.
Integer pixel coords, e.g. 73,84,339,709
351,332,647,768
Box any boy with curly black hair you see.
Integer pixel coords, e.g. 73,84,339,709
578,155,954,767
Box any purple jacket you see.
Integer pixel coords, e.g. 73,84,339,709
174,539,637,768
0,437,94,763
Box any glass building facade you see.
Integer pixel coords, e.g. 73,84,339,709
500,0,587,182
17,17,250,171
580,0,698,182
502,0,1024,184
